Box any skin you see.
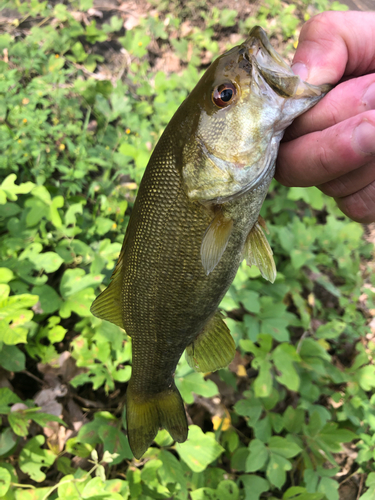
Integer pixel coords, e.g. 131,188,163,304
276,11,375,223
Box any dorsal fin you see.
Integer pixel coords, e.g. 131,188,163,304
90,231,129,329
201,211,233,275
244,218,276,283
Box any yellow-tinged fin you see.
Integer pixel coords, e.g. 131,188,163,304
90,233,128,329
186,311,235,372
201,211,233,275
244,219,276,283
126,384,188,460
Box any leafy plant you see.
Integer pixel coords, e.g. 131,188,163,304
0,0,372,498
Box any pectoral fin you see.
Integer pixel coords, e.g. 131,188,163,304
186,311,235,373
201,211,233,275
244,218,276,283
90,232,128,329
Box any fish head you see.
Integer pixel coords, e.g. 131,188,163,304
181,26,331,204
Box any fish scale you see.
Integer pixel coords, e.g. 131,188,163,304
91,26,331,459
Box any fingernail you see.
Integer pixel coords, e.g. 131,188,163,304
363,83,375,110
354,121,375,155
292,62,308,81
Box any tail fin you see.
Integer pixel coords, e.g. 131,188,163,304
126,383,188,459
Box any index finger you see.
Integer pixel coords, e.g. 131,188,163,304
291,11,375,85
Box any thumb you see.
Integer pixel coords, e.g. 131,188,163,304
291,11,375,86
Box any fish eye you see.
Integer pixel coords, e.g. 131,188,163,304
212,83,237,108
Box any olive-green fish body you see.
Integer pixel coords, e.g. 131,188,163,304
91,26,331,459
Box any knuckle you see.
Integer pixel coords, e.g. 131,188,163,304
302,11,340,36
325,97,341,127
338,184,375,223
316,145,332,178
319,177,347,198
299,11,345,49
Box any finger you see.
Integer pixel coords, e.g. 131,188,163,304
284,74,375,142
336,180,375,223
291,11,375,85
319,160,375,198
276,111,375,187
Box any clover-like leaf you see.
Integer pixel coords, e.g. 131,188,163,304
176,425,224,472
19,435,56,482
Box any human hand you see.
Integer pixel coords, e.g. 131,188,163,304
276,11,375,223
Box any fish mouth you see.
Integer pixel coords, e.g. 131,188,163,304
241,26,332,99
244,26,291,71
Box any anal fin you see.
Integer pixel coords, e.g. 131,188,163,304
186,311,235,373
201,211,233,275
244,218,276,283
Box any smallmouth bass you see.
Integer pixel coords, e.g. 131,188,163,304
91,26,330,459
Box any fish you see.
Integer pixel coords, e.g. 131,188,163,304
90,26,331,459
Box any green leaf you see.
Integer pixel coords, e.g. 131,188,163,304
359,473,375,500
0,268,14,284
238,290,260,314
233,396,262,422
15,487,52,500
0,427,18,456
154,430,174,448
8,410,30,437
113,366,131,382
176,371,218,404
0,466,11,496
47,54,65,72
287,187,325,211
317,477,339,500
77,412,116,445
95,217,114,235
191,481,239,500
217,480,239,500
266,452,291,489
30,411,66,428
191,487,219,500
176,425,224,472
272,343,300,392
59,287,96,318
0,388,22,414
98,425,133,463
299,338,331,362
60,268,103,298
31,252,64,273
19,435,56,482
355,365,375,391
245,439,268,472
158,449,186,489
0,174,34,203
0,345,26,372
31,285,62,315
315,320,346,340
283,407,305,434
240,474,269,500
25,198,48,227
267,436,302,459
57,473,86,498
253,359,272,398
283,486,324,499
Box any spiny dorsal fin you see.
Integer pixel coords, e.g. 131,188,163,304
185,311,235,372
244,219,276,283
201,211,233,275
90,231,129,329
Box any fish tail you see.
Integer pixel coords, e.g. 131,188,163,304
126,382,188,459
